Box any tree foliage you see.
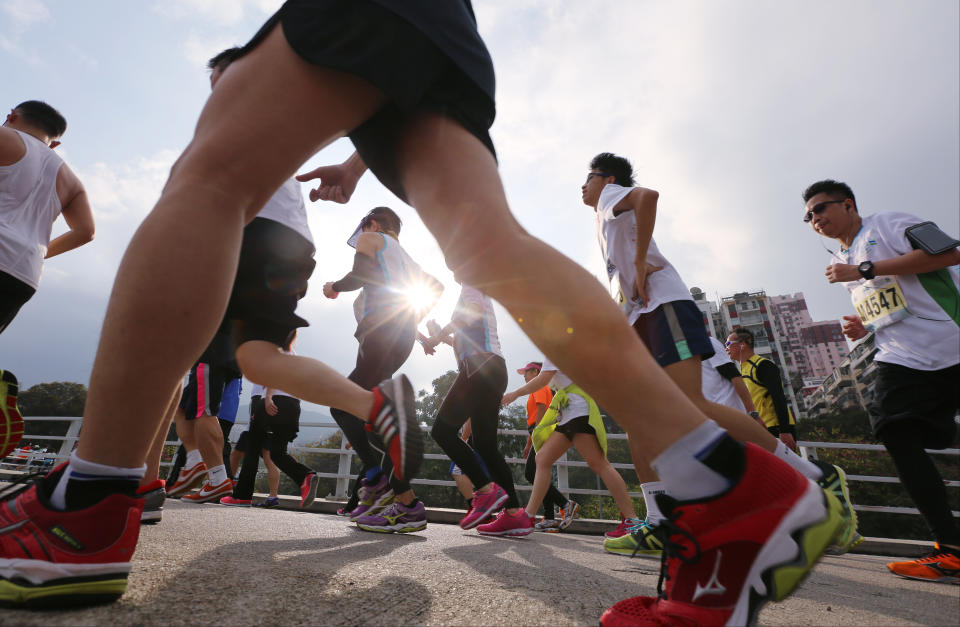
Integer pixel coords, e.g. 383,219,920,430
17,381,86,444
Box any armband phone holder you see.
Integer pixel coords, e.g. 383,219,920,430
905,221,960,255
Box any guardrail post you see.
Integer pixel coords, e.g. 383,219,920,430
557,451,569,493
334,436,352,498
57,419,82,461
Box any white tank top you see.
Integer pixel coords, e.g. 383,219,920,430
353,233,426,325
0,130,64,288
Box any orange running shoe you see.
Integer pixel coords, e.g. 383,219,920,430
887,544,960,584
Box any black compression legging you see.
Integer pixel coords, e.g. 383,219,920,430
330,321,416,493
878,420,960,547
430,354,520,509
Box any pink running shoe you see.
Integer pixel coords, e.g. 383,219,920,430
477,509,534,537
605,516,630,539
300,472,319,509
460,483,508,530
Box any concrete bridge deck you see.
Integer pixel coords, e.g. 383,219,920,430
5,499,958,626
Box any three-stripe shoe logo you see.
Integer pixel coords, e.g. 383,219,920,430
693,550,727,601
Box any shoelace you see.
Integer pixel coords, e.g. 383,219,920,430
0,469,45,502
653,511,702,598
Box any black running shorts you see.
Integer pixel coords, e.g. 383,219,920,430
243,0,497,203
868,361,960,449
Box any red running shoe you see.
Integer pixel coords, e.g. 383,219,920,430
300,472,319,509
600,442,842,627
368,375,421,481
0,468,143,607
165,461,207,498
0,370,24,459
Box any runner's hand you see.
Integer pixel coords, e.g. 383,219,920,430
633,262,663,305
501,391,519,406
322,282,339,299
296,163,359,204
265,397,278,416
841,314,867,340
780,432,797,452
825,263,859,283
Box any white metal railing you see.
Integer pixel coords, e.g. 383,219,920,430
5,416,958,519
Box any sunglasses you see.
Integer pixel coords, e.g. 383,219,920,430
585,172,612,185
725,339,741,347
803,199,845,223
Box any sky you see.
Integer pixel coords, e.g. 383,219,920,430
2,0,958,411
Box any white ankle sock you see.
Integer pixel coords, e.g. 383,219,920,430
774,440,822,480
641,481,667,525
652,421,734,502
50,451,145,510
185,449,202,468
208,464,228,486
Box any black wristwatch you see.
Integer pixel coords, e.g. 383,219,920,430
857,261,875,280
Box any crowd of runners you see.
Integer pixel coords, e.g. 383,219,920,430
1,1,958,624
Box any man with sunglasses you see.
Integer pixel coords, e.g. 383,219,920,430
581,153,857,563
803,178,960,584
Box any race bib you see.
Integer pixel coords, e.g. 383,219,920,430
852,276,909,331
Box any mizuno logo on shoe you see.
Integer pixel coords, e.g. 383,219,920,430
50,525,85,550
693,550,727,601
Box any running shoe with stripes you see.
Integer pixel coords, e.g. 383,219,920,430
300,472,319,509
460,483,508,530
181,479,232,504
0,370,24,459
368,375,421,482
137,480,166,524
558,500,580,530
349,474,393,522
600,442,843,627
603,519,662,557
164,461,207,498
356,499,427,533
534,518,562,533
0,468,143,607
812,459,860,554
887,544,960,584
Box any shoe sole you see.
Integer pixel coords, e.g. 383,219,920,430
181,485,233,504
603,544,662,557
738,481,843,626
374,375,422,482
140,509,163,523
461,491,508,530
0,562,131,608
349,492,394,522
0,370,24,459
301,474,319,509
887,571,960,584
356,520,427,533
828,465,860,553
165,465,207,497
558,501,580,531
477,526,533,537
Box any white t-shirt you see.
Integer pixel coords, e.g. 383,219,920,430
836,212,960,370
595,183,693,324
256,178,312,244
353,233,428,326
0,130,64,288
540,357,589,425
453,283,502,360
701,337,746,411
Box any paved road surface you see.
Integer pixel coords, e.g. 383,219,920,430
6,500,959,625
